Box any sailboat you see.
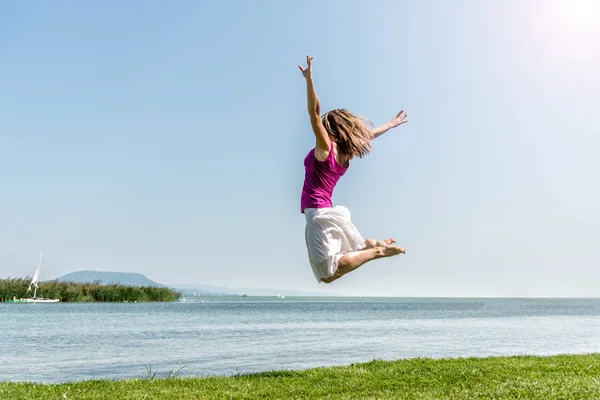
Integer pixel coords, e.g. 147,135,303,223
24,252,59,303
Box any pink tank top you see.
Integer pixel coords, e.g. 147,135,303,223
300,142,348,213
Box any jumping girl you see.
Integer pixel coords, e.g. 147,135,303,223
299,55,408,284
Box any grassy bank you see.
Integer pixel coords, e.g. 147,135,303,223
0,278,180,303
2,354,599,399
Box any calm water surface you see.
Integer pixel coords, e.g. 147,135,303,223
1,297,599,383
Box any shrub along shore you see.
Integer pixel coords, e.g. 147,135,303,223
0,278,180,302
1,354,599,399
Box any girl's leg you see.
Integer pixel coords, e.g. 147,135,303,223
320,244,405,283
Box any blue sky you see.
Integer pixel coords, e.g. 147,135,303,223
1,0,599,296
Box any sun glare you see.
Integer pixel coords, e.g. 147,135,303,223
529,0,600,61
562,0,599,31
530,0,600,34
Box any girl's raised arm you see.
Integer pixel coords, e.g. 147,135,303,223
299,56,330,154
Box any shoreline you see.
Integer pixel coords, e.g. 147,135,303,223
2,353,599,399
3,295,600,303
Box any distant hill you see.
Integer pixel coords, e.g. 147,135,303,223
57,271,338,297
169,283,338,297
58,271,165,287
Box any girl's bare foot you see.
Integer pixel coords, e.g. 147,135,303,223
376,238,396,246
364,238,377,248
380,245,406,256
365,238,397,248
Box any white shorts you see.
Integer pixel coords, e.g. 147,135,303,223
304,205,366,282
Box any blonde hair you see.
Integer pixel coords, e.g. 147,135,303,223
321,109,373,161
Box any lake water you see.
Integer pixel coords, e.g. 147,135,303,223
1,297,599,383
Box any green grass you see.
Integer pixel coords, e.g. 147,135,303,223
2,354,599,399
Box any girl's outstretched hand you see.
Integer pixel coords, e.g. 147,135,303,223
389,110,408,128
298,55,313,79
371,110,407,139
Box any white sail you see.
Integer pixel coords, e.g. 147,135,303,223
8,252,59,304
31,269,39,284
27,253,42,294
